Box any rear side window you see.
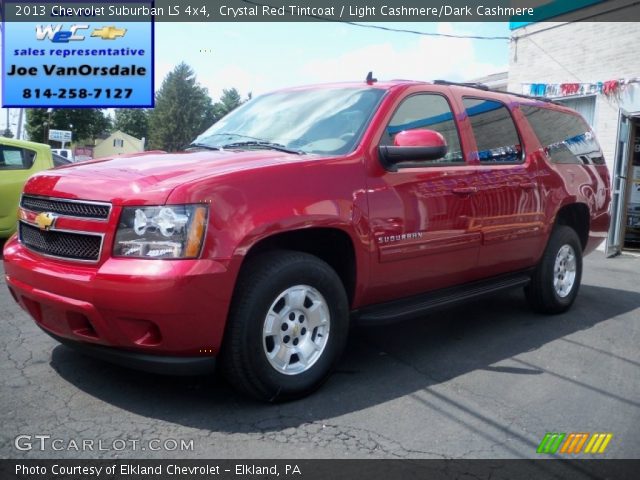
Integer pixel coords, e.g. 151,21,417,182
521,105,605,165
52,153,71,167
462,98,523,163
0,145,36,170
385,93,464,164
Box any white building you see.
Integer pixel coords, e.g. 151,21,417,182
508,0,640,255
93,130,145,158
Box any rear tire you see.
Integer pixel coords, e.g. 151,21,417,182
221,250,349,402
526,225,583,314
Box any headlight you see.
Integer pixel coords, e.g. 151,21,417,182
113,205,208,259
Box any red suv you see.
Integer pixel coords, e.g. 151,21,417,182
3,79,611,401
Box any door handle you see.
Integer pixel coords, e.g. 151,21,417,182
519,182,537,189
452,186,478,195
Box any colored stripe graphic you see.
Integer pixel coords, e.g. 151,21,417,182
560,433,589,454
538,433,613,454
537,433,566,454
584,433,613,454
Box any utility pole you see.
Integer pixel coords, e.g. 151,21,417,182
17,108,24,139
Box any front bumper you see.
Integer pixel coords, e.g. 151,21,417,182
3,236,237,360
42,327,216,375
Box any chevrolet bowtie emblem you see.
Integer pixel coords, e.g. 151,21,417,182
35,212,57,231
91,26,127,40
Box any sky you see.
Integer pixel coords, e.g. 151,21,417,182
153,21,511,101
1,21,511,131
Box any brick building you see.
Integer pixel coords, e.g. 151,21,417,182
508,0,640,255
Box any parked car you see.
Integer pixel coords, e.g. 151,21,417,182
51,148,75,162
0,138,71,239
3,79,611,401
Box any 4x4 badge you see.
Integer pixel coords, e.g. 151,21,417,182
34,212,57,231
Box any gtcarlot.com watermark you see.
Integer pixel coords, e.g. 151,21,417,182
15,434,194,452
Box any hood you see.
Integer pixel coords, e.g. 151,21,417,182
24,150,311,205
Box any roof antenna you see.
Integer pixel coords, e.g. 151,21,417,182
366,71,377,85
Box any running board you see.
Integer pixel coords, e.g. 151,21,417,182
353,272,532,325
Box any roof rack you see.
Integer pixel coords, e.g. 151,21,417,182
433,79,557,104
506,91,557,104
433,80,490,91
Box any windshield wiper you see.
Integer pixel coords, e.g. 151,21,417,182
186,143,220,151
221,141,304,155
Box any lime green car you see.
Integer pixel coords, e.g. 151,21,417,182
0,138,71,238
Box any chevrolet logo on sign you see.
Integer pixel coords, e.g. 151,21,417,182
35,212,57,231
91,26,127,40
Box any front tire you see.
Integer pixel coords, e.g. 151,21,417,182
221,250,349,402
526,225,583,314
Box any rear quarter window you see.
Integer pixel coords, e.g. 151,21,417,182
520,105,605,165
0,145,36,170
52,153,72,167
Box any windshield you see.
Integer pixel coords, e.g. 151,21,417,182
192,87,386,155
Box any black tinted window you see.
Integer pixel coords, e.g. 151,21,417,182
386,94,463,163
462,98,522,163
52,153,71,167
0,145,35,170
521,105,604,165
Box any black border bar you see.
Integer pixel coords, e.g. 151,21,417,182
2,459,640,480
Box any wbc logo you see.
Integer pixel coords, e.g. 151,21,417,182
35,24,89,43
35,25,127,43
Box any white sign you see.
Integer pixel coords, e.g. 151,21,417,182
49,129,72,142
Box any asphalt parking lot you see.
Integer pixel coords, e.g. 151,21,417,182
1,247,639,459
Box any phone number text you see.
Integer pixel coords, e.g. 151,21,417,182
22,88,133,99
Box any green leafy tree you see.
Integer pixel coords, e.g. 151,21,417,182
213,88,251,121
113,108,149,141
53,109,111,142
25,108,111,144
213,88,242,119
148,63,215,151
25,109,49,143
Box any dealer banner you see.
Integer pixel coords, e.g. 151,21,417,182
2,1,154,108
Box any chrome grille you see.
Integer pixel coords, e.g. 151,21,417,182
19,222,102,262
21,195,111,220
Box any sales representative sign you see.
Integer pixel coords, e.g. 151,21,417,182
2,1,154,108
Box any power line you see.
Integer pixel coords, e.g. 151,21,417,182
241,0,509,40
515,0,640,39
334,21,509,40
520,35,619,113
525,37,584,83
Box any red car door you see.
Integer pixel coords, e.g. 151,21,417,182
451,94,544,277
363,86,481,305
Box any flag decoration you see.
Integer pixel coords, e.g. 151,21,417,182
522,78,639,98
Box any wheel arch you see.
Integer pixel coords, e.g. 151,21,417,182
554,202,590,251
236,226,360,307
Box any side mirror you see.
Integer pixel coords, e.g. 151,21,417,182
379,129,448,170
